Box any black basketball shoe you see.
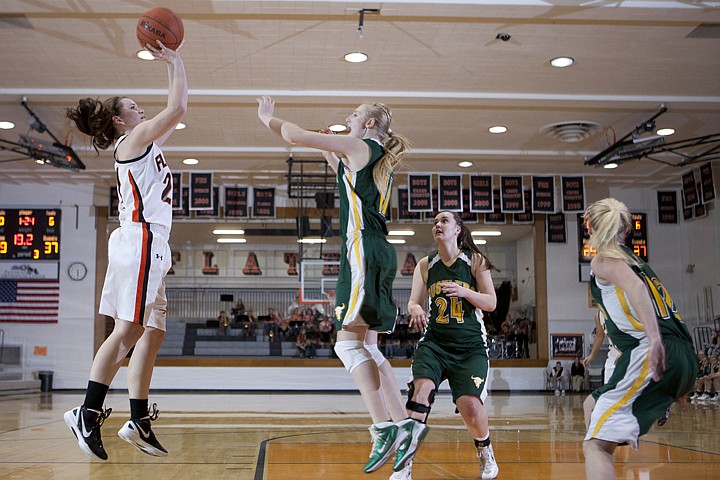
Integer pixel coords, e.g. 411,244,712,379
64,405,113,461
117,403,168,457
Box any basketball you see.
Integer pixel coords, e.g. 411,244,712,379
136,7,184,51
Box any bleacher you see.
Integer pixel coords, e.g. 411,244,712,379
159,318,331,358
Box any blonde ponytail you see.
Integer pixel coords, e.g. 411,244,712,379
584,198,638,265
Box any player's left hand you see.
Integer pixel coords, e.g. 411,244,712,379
440,281,466,298
257,96,275,127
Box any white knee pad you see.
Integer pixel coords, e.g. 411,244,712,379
364,343,386,367
335,340,372,373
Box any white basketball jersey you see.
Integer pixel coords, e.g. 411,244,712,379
114,135,173,230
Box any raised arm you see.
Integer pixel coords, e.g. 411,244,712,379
257,96,370,171
407,257,429,331
118,42,187,158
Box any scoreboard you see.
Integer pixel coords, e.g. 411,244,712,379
578,212,648,263
0,208,61,260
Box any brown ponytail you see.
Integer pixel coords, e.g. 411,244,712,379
449,211,499,272
66,97,123,153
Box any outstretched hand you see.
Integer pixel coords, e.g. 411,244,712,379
408,307,428,331
144,40,181,63
257,96,275,128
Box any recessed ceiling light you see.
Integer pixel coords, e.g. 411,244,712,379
213,229,245,235
182,158,199,165
388,239,406,244
217,238,247,244
603,162,619,169
550,56,574,68
136,50,155,61
0,121,15,129
488,126,507,134
175,122,186,130
471,230,502,236
657,128,675,136
388,230,415,236
297,238,327,244
344,52,368,63
475,239,487,245
329,124,347,132
458,161,474,168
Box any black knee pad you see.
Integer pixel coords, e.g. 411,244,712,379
406,382,436,415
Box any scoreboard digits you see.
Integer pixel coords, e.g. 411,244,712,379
0,208,61,260
578,212,648,263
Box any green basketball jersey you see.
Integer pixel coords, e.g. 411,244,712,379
422,249,489,350
337,139,393,237
589,245,693,353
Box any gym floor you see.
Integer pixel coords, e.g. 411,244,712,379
1,390,718,479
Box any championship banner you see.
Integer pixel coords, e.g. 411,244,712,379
547,213,566,243
500,176,524,213
561,176,585,213
682,194,694,221
408,174,433,212
470,175,493,213
513,190,533,224
460,189,478,223
484,189,505,225
532,176,555,213
700,162,716,203
682,171,699,208
172,187,190,218
438,174,463,212
194,187,220,217
190,172,213,210
423,190,440,221
171,173,182,211
225,187,249,218
657,191,678,224
252,187,276,218
397,187,421,220
109,187,119,217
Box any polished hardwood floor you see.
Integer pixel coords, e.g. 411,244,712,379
1,390,718,479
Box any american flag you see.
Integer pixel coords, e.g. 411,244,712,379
0,279,59,323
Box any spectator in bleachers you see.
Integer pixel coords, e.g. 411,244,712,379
288,307,303,336
263,307,279,338
571,357,585,392
690,352,709,401
218,311,230,336
276,315,293,341
296,329,316,358
242,309,257,339
318,315,334,345
231,299,246,322
705,330,719,358
692,352,718,401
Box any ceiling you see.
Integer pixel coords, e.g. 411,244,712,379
1,1,719,248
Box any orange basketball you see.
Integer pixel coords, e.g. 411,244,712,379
136,7,184,51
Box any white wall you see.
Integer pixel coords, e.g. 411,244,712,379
0,183,101,388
